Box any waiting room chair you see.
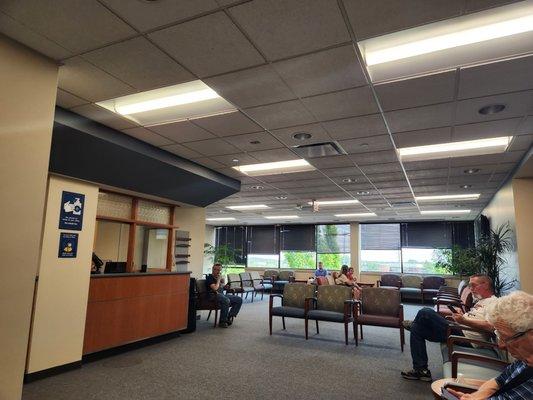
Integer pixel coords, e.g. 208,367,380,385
315,276,329,286
227,273,254,300
272,270,295,293
354,287,405,351
195,279,221,328
305,285,355,345
399,275,423,302
435,285,473,317
250,271,272,299
421,276,446,302
239,272,257,302
269,283,316,335
376,274,401,289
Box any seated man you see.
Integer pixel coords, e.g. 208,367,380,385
205,263,243,328
401,274,497,381
446,290,533,400
315,261,328,277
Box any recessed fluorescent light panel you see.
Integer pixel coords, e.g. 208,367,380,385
420,210,471,215
206,217,236,221
97,80,236,126
233,159,314,177
226,205,270,210
398,137,512,162
264,215,299,220
334,213,377,217
416,194,480,201
358,1,533,82
308,200,360,206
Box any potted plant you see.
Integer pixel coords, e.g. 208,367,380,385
435,245,480,278
203,243,240,274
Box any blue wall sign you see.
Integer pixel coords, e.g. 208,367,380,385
59,191,85,230
58,232,78,258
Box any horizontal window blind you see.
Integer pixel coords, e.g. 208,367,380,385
401,222,452,249
280,224,316,251
247,225,278,254
360,223,401,250
316,224,350,253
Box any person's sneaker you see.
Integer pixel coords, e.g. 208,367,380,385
401,368,432,382
227,317,234,326
402,320,413,331
218,322,229,328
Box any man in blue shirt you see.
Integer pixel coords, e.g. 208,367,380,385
205,263,242,328
315,261,328,277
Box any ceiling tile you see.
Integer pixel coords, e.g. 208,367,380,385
82,37,194,91
0,0,135,54
464,0,521,12
58,56,135,102
360,162,403,174
149,120,215,143
455,90,533,125
508,135,533,152
192,111,263,136
271,123,332,147
349,150,399,165
405,158,450,171
148,12,264,77
301,86,379,121
183,138,241,156
272,45,367,97
393,127,452,148
100,0,219,32
229,0,350,60
343,0,463,40
70,104,137,130
161,143,203,159
321,166,364,177
453,118,523,142
273,178,331,189
518,116,533,135
458,54,533,99
375,70,456,111
259,170,324,182
122,127,174,146
191,157,226,170
223,132,284,152
204,64,296,108
247,148,300,162
245,100,316,130
308,155,354,169
212,153,259,166
323,114,388,140
385,102,454,133
56,89,89,109
339,134,393,154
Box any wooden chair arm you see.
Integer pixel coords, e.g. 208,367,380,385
451,351,508,378
269,293,283,309
447,335,499,361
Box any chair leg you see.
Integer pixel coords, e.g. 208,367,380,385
269,313,272,335
305,318,309,340
344,322,349,345
214,309,218,328
261,290,264,300
315,320,319,334
207,310,212,321
282,316,286,330
360,324,364,340
400,326,405,352
352,320,357,344
251,291,254,303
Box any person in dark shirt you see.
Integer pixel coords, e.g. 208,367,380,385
205,263,243,328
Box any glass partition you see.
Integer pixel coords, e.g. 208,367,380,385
93,220,129,263
134,225,169,270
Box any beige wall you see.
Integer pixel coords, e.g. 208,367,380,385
512,178,533,293
27,176,98,373
0,36,58,399
350,222,360,279
204,225,216,275
94,220,129,262
174,206,206,278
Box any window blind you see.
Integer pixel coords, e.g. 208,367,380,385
280,224,316,251
360,223,401,250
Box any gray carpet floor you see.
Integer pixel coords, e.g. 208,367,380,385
23,297,443,400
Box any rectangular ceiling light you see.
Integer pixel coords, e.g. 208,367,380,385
398,137,512,162
97,80,236,126
226,205,270,210
334,213,377,217
358,1,533,82
416,194,480,201
264,215,299,220
308,199,359,206
206,217,236,221
233,159,314,177
420,209,471,215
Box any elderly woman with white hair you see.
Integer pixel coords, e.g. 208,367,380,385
447,290,533,400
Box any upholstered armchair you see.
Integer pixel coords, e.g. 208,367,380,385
272,269,295,293
354,287,405,351
376,273,401,289
436,286,473,317
421,276,446,302
399,275,423,302
269,283,316,335
195,279,221,328
305,285,356,345
250,271,272,299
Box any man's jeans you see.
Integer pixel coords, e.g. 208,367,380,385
410,307,449,370
216,293,243,323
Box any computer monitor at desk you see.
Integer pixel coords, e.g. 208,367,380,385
104,261,127,274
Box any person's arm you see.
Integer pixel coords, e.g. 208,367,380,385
451,311,493,332
447,379,499,400
208,276,222,292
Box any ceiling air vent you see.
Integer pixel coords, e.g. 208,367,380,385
292,142,346,158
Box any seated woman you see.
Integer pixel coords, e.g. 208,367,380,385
335,265,362,299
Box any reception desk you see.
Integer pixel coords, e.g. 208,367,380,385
83,272,190,354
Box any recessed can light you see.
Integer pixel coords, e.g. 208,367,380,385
250,185,264,190
292,132,312,140
342,178,356,183
460,184,472,189
232,158,239,163
359,143,369,148
478,104,506,115
275,196,288,200
464,168,480,174
250,140,261,144
356,191,370,195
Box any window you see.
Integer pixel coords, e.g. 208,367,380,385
401,248,444,274
316,224,350,269
215,226,246,272
247,225,279,269
280,225,316,269
360,224,402,273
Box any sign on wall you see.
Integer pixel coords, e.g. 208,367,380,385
58,232,78,258
59,191,85,230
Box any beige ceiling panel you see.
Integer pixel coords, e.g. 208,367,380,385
404,159,450,171
360,162,403,174
366,172,407,183
273,45,366,97
70,104,137,130
323,114,388,140
459,54,533,99
508,135,533,152
0,0,135,54
245,100,316,129
100,0,218,32
191,157,226,170
339,134,394,154
183,138,241,156
464,0,523,12
259,170,324,182
214,166,246,178
59,57,135,102
385,102,455,133
148,12,263,77
161,143,203,159
229,0,349,60
223,132,284,152
56,89,89,109
122,127,173,146
349,150,399,165
82,37,194,91
149,120,215,143
343,0,463,40
192,112,263,137
308,155,355,169
271,123,332,146
407,169,449,179
393,127,452,148
449,151,523,166
321,166,364,177
518,116,533,135
375,70,456,111
301,86,379,121
247,147,300,162
453,118,523,142
211,153,259,166
204,64,296,108
273,178,331,189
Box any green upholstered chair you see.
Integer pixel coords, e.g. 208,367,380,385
269,283,316,335
354,287,405,351
376,273,401,289
250,271,272,299
399,274,423,302
305,285,356,345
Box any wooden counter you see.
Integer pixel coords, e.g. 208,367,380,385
83,272,190,354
